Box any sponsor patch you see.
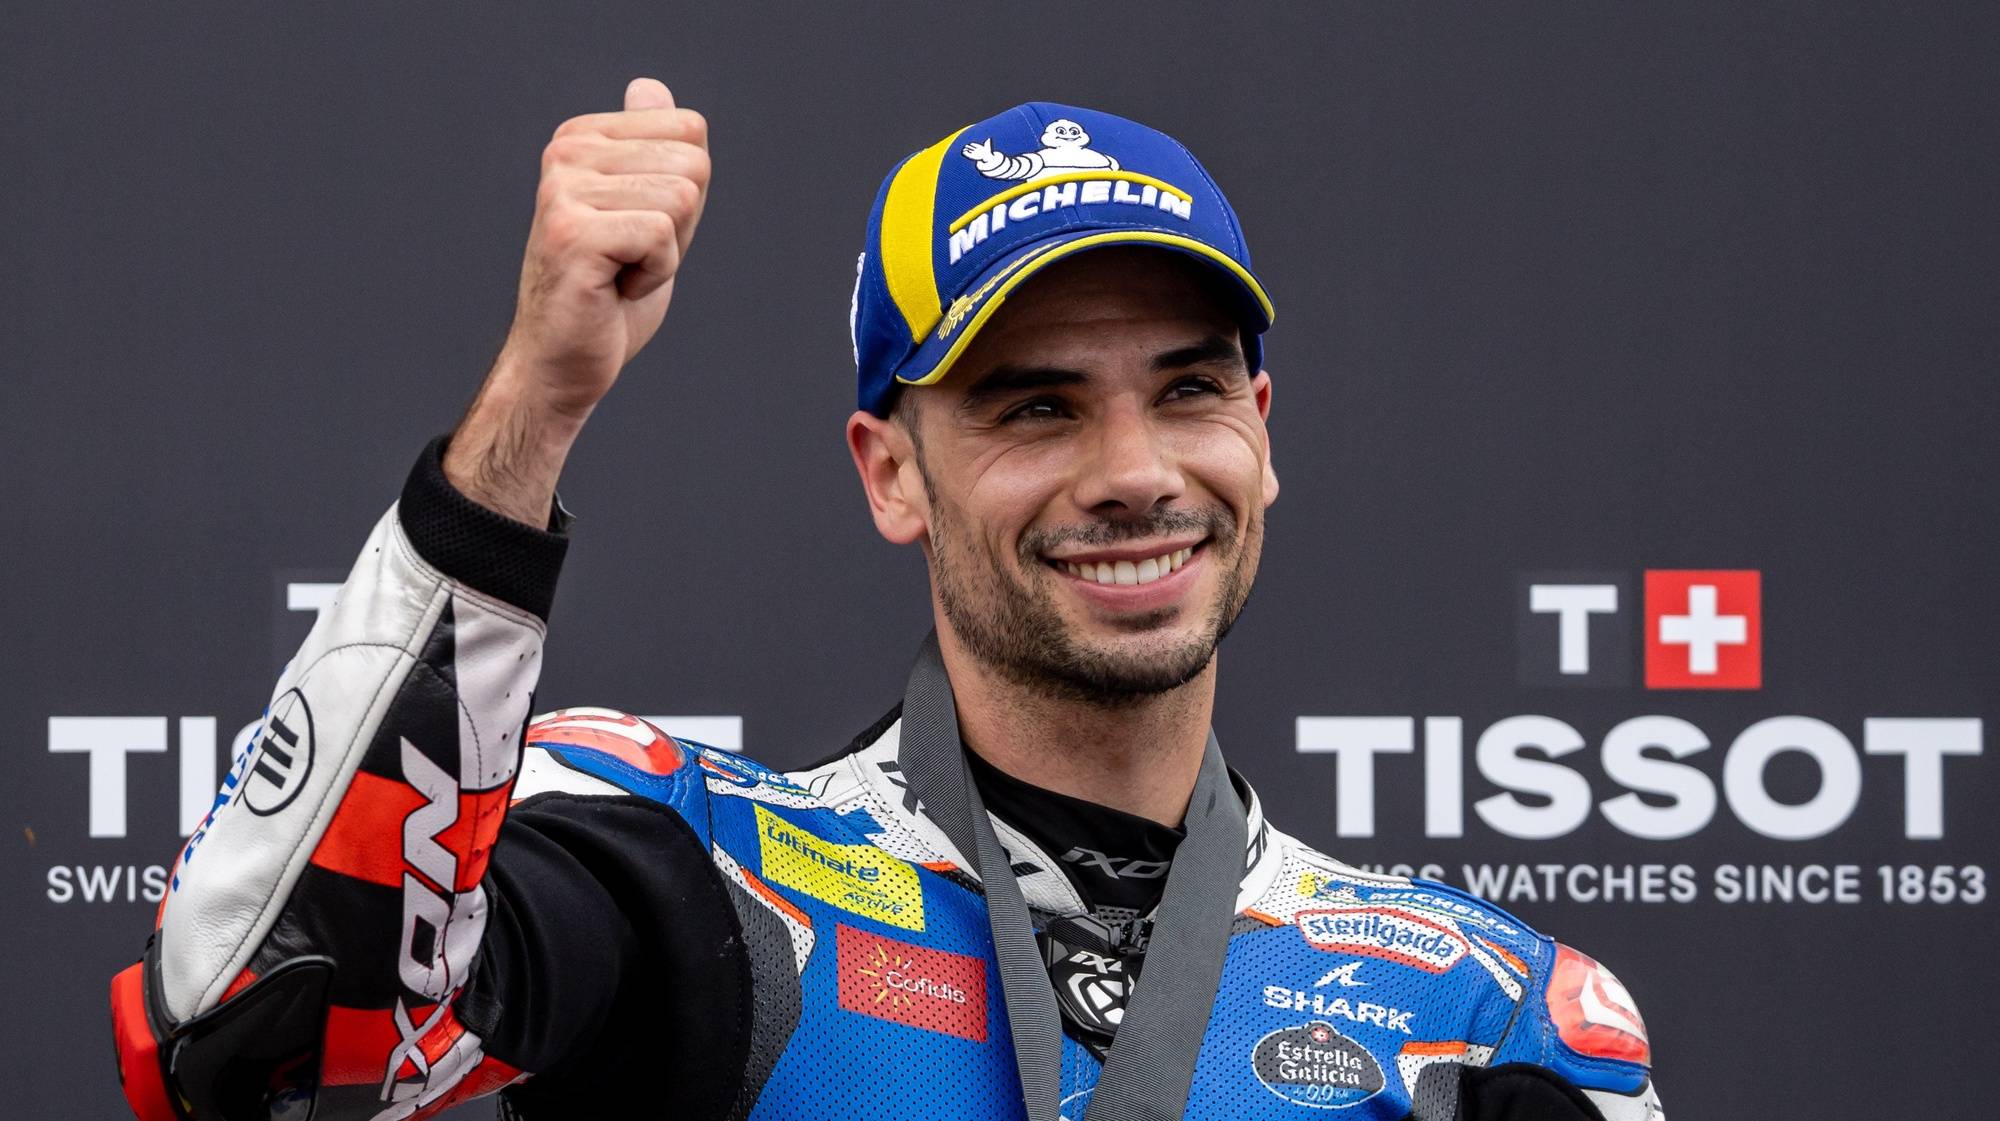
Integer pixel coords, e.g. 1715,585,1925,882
1295,907,1469,973
1252,1020,1386,1109
836,924,986,1041
1297,876,1523,938
756,805,925,931
1262,985,1416,1035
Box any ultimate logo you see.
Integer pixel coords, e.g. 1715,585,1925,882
756,806,926,930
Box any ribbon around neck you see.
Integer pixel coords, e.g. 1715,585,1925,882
896,632,1247,1121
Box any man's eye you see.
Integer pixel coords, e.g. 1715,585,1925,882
1001,398,1067,423
1162,376,1223,401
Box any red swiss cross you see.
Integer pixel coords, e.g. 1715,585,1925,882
1643,570,1761,690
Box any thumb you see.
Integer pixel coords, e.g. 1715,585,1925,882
623,77,675,112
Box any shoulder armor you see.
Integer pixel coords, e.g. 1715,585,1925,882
519,707,705,809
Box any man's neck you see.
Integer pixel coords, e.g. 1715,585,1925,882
935,624,1215,828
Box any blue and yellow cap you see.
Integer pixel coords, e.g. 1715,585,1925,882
850,101,1275,416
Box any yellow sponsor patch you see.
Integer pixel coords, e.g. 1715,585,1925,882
755,805,925,931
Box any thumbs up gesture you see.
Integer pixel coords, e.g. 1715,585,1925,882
443,79,710,525
498,77,712,421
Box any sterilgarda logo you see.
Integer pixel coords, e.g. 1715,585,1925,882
1293,908,1468,974
946,118,1195,268
755,805,925,931
1297,568,1988,909
1251,1021,1386,1110
835,923,987,1042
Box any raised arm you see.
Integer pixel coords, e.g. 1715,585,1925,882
110,78,712,1121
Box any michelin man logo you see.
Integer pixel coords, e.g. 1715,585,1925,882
962,119,1120,182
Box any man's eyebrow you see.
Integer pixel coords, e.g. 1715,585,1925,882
955,365,1088,413
1153,333,1245,374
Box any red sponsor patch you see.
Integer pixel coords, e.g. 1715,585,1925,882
1548,944,1651,1066
835,924,987,1041
1644,569,1761,689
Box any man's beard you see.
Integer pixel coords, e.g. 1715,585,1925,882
927,486,1261,708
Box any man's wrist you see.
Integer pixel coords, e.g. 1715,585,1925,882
443,362,590,527
403,435,570,621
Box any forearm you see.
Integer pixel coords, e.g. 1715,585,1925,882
115,444,565,1120
443,355,590,529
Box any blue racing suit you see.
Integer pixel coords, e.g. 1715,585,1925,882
110,439,1664,1121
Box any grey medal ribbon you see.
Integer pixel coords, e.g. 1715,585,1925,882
897,632,1248,1121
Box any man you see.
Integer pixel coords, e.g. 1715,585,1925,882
110,79,1664,1121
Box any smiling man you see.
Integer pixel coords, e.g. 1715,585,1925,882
111,82,1664,1121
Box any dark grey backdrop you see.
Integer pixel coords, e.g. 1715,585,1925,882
6,3,1995,1118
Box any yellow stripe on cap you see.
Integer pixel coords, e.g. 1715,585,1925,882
878,127,969,342
898,230,1276,387
947,171,1194,234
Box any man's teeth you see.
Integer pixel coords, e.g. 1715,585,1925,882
1058,547,1194,586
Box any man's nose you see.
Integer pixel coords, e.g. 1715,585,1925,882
1074,402,1184,516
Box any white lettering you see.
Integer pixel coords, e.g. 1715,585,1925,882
1724,717,1861,840
49,716,168,838
178,717,216,836
1528,584,1618,674
1863,718,1982,839
1296,717,1413,838
285,582,341,623
1598,715,1716,840
1473,716,1592,839
948,216,984,266
1424,717,1463,838
401,738,459,891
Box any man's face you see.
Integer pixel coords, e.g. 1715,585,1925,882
897,247,1278,704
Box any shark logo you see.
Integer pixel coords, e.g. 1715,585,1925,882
962,119,1120,182
1314,961,1370,989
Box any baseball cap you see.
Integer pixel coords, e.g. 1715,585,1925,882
850,101,1275,417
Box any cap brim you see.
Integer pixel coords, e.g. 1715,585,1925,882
894,228,1275,391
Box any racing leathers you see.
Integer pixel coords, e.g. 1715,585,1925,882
110,438,1666,1121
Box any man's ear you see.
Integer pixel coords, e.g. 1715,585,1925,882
1253,368,1279,506
846,408,930,545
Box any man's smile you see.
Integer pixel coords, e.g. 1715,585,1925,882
1040,540,1210,614
1045,540,1202,586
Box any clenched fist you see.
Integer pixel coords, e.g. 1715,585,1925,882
504,76,710,414
446,78,710,524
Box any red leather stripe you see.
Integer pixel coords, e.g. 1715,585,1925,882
321,1002,467,1087
408,1055,526,1120
310,773,512,892
219,968,258,1002
111,963,179,1121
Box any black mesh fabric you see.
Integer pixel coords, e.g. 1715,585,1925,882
399,435,570,621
